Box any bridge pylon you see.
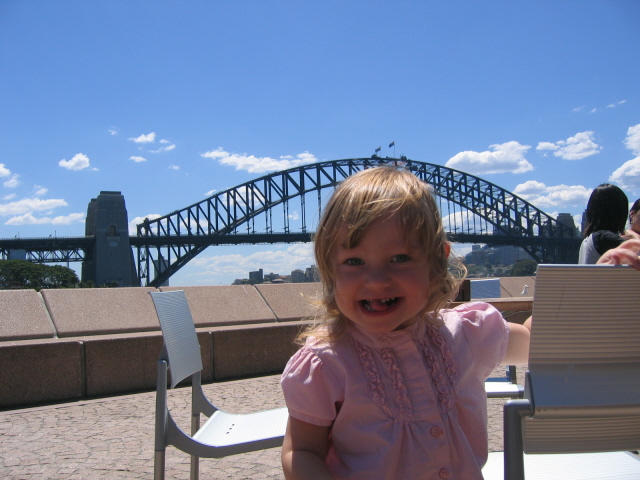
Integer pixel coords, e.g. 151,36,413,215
82,191,139,287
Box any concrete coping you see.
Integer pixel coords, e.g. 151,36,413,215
0,289,55,341
255,282,322,322
41,287,159,337
159,285,277,327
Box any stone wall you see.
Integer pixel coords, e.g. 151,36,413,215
0,283,532,409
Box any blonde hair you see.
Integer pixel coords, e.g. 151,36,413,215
301,166,465,343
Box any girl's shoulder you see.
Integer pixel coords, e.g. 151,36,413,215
439,301,508,337
442,301,503,320
284,332,348,376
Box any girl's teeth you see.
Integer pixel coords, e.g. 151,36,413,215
361,298,398,311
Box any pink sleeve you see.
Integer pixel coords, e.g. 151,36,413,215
280,345,345,427
449,302,510,379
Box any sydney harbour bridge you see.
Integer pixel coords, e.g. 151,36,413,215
0,157,580,287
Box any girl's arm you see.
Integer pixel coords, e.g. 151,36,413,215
504,317,531,365
281,416,332,480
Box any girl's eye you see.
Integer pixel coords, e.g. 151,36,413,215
344,257,364,266
391,254,411,263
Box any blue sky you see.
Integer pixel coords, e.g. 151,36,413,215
1,1,639,285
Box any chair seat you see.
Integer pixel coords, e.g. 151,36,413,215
484,381,523,397
483,450,640,479
193,407,288,447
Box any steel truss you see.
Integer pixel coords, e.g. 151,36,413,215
137,157,579,286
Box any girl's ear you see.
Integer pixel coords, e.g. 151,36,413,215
444,242,451,259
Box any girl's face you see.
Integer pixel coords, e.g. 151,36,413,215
332,215,433,335
631,210,640,234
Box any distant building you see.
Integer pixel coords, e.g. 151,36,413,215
556,212,580,237
305,265,319,282
249,268,264,284
291,269,306,283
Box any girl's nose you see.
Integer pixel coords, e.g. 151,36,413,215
364,265,392,287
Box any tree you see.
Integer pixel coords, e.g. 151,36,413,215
0,260,79,290
509,259,538,277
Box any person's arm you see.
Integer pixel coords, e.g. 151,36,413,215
504,316,531,365
281,416,333,480
596,238,640,269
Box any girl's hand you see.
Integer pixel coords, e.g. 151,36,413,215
597,239,640,270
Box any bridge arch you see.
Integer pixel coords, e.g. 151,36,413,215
137,157,579,286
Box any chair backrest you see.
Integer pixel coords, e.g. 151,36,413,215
150,290,203,388
523,264,640,453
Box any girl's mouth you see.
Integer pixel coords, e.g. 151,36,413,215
360,297,399,312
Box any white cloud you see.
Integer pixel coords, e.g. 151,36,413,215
129,132,156,144
59,152,91,171
5,212,84,226
3,193,16,201
3,173,20,188
33,185,48,196
609,156,640,195
130,155,147,163
624,123,640,156
0,197,68,216
445,141,533,175
535,141,558,151
536,131,601,160
201,147,318,174
169,164,180,171
108,127,119,136
128,214,162,235
205,189,217,197
513,180,591,209
0,163,10,177
606,99,627,109
150,140,176,153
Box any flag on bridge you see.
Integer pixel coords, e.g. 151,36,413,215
388,141,395,148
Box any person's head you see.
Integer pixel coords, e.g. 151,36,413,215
583,183,628,237
313,166,463,338
629,199,640,234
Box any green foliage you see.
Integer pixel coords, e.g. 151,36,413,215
509,259,538,277
0,260,79,290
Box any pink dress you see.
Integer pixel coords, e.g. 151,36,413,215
280,302,509,479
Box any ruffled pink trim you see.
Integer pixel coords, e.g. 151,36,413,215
380,348,412,416
419,324,457,412
350,323,456,417
352,339,392,417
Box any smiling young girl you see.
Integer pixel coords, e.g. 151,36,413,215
280,166,531,479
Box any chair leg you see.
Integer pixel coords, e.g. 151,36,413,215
155,360,170,480
504,399,532,480
190,455,199,480
190,381,201,480
154,450,166,480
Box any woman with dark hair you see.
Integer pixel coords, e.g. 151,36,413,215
628,198,640,236
578,183,628,264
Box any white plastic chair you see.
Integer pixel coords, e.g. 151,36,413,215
150,290,288,480
483,264,640,479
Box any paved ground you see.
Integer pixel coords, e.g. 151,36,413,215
0,372,513,479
